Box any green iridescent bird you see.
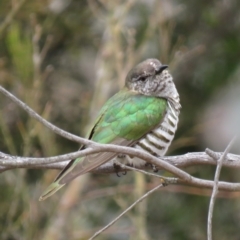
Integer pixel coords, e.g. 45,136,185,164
39,58,181,201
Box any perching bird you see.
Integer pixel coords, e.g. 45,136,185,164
39,58,181,201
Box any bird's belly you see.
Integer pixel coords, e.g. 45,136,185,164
124,103,179,167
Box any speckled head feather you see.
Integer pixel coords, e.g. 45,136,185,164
125,58,180,112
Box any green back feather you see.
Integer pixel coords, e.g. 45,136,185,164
91,87,167,143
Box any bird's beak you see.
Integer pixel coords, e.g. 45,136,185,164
156,65,168,74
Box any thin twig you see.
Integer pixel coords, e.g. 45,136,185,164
40,35,53,62
115,160,178,183
0,148,94,166
88,183,164,240
205,148,220,160
207,136,237,240
0,85,90,145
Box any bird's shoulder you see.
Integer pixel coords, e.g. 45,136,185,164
89,87,168,143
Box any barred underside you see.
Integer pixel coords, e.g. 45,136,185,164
124,101,179,167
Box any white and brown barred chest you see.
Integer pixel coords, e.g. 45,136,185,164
137,102,178,152
124,101,179,167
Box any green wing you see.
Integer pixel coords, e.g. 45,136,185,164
39,87,167,200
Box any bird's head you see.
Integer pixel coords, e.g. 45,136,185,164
125,59,180,107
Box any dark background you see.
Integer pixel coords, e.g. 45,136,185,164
0,0,240,239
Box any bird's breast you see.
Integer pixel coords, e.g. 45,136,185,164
128,101,179,167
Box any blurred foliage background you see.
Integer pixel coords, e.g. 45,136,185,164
0,0,240,239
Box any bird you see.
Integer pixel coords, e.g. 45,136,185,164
39,58,181,201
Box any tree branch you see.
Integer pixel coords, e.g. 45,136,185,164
0,86,91,146
1,148,240,192
89,183,164,240
0,85,240,194
1,149,240,171
207,136,236,240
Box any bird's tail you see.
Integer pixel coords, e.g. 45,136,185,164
39,181,65,201
39,157,84,201
39,152,113,201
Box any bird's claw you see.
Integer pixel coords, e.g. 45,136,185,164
113,163,127,177
145,162,158,172
152,165,158,172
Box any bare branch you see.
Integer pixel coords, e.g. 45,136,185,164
207,136,237,240
89,183,164,240
1,150,240,170
0,148,95,166
1,86,240,195
115,160,178,182
0,85,91,146
1,148,240,193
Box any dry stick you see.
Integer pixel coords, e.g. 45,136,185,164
115,161,178,183
0,148,239,167
0,86,90,146
3,143,240,192
1,146,240,193
1,86,240,192
2,150,240,194
0,148,95,166
1,150,240,170
207,136,237,240
89,183,164,240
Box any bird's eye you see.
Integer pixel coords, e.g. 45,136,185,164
137,75,147,81
131,74,148,82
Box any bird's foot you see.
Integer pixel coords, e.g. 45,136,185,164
113,162,127,177
152,165,158,172
160,178,168,187
145,162,158,172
